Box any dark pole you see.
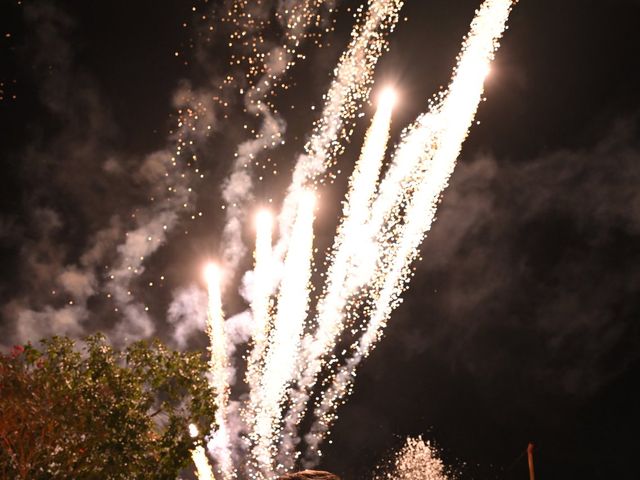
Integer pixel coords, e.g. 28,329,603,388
527,443,535,480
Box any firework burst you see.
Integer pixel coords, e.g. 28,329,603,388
197,0,518,478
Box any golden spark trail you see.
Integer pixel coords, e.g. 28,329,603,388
277,89,396,467
190,424,216,480
250,192,316,478
204,264,234,479
305,0,517,458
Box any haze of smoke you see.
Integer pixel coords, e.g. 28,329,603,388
167,284,208,349
2,3,118,345
409,117,640,398
3,1,217,348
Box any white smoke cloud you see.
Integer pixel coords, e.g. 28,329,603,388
57,267,97,301
1,2,215,348
7,303,89,346
167,284,208,349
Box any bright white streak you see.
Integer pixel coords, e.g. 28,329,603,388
250,192,316,478
366,112,437,244
190,424,216,480
305,0,517,459
278,88,395,467
366,0,515,352
246,209,274,391
314,86,395,349
204,264,233,479
243,209,276,475
275,0,404,264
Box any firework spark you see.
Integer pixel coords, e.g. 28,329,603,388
304,0,517,458
275,0,404,261
249,192,316,478
245,209,274,398
375,436,449,480
199,0,518,476
277,86,396,467
204,264,234,478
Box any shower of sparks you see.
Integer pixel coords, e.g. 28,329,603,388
204,263,234,479
196,0,518,477
277,85,396,468
245,209,274,401
249,192,316,479
220,0,342,273
275,0,404,260
304,0,516,459
374,437,449,480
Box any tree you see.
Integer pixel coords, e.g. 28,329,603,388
0,334,217,479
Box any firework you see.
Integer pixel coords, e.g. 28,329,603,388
200,0,518,476
278,86,396,468
204,264,234,479
375,437,449,480
304,0,517,458
249,191,316,478
275,0,404,262
245,209,275,398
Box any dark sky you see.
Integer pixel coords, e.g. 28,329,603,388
2,0,640,479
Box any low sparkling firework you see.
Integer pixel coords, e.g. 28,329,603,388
374,437,450,480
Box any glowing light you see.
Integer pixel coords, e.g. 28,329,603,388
192,446,216,480
378,87,397,110
204,262,221,288
255,209,273,234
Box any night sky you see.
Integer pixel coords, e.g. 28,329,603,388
2,1,640,479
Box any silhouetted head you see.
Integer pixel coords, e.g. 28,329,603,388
277,470,341,480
